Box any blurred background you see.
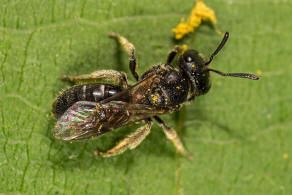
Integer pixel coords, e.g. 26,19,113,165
0,0,291,194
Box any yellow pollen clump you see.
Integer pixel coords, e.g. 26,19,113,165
151,94,159,104
97,124,103,132
176,86,181,89
172,1,217,39
256,69,263,76
178,44,188,54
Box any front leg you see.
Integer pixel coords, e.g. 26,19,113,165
62,69,128,89
166,45,187,65
95,120,153,158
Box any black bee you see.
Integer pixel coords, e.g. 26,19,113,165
52,32,259,160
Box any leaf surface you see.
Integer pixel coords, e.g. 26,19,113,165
0,0,291,194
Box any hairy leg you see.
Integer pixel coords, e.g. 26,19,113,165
154,116,193,160
95,120,153,158
62,69,128,89
166,45,186,65
109,32,139,80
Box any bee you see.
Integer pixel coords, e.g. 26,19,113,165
52,32,259,160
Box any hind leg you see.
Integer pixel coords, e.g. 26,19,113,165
154,116,193,160
95,120,153,157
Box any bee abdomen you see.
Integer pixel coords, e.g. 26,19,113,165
52,83,122,119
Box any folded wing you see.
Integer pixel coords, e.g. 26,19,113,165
53,100,175,141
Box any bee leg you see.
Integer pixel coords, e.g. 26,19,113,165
61,70,128,89
187,94,195,102
154,116,193,160
95,120,153,158
166,45,185,65
109,32,139,80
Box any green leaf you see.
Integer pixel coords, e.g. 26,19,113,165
1,0,291,194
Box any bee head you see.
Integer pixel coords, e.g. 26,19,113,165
178,49,211,95
178,32,259,96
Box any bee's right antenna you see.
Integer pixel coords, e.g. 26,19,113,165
207,68,259,80
205,32,229,66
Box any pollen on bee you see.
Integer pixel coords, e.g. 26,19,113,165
165,98,168,104
172,1,217,39
151,94,159,104
98,124,103,132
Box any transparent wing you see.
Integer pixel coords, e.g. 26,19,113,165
53,101,99,140
53,100,176,141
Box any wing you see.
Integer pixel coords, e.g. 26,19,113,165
53,100,177,141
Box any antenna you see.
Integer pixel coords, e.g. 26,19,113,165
205,32,229,66
207,68,259,80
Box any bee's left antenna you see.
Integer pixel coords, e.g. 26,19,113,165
205,32,229,66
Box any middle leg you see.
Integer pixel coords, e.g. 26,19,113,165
62,69,128,89
109,32,139,80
